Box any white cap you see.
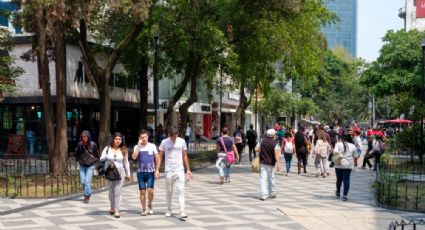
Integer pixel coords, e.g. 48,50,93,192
266,129,276,137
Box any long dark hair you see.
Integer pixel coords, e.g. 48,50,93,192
341,133,353,152
109,132,128,157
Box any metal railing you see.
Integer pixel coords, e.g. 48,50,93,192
0,145,217,198
388,219,425,230
375,158,425,212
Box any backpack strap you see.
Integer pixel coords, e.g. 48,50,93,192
220,137,229,154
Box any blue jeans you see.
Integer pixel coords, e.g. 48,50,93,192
79,164,95,197
283,153,293,173
259,164,276,198
218,159,231,177
335,168,352,196
137,172,155,190
185,136,190,149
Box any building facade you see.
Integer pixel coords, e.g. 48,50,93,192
322,0,358,57
399,0,425,31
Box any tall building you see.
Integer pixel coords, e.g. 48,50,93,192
322,0,358,57
399,0,425,31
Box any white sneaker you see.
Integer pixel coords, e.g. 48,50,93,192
148,208,153,215
141,209,147,216
180,211,188,218
165,210,171,217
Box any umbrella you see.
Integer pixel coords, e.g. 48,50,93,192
383,118,412,124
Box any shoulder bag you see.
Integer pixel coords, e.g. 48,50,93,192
81,143,98,166
220,137,235,165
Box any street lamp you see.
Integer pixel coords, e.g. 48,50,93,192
219,65,223,135
153,35,159,143
420,39,425,164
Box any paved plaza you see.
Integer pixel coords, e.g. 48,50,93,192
1,152,424,230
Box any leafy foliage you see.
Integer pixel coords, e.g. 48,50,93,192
0,28,23,96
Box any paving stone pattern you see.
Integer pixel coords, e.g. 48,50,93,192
1,144,424,230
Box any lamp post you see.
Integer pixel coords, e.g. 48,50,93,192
219,65,223,135
421,39,425,164
153,35,159,142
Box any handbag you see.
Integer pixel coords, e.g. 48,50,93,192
331,150,342,165
81,146,98,166
251,156,260,173
220,137,235,165
105,165,121,181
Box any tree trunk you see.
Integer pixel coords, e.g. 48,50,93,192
139,56,148,130
232,81,248,132
97,69,111,149
52,15,68,174
178,60,200,137
34,6,55,172
78,18,146,150
164,61,193,128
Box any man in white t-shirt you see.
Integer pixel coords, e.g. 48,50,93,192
156,127,192,218
132,130,159,216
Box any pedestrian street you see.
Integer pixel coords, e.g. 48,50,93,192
0,155,424,230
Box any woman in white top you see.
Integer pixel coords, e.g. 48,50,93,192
100,132,131,218
333,132,355,201
353,130,363,169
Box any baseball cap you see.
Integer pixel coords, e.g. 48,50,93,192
266,129,276,137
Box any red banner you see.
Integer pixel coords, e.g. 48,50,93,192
417,0,425,18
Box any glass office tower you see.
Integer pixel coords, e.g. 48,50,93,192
322,0,357,57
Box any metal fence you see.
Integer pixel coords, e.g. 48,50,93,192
0,153,138,198
0,145,217,199
375,158,425,212
388,219,425,230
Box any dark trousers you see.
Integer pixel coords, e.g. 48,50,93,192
248,144,256,162
335,168,352,196
362,153,373,168
236,143,244,163
296,152,307,172
284,153,293,173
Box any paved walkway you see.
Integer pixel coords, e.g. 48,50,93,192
1,153,424,230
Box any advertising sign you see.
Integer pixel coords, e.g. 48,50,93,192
417,0,425,18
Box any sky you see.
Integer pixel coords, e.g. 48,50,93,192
358,0,405,62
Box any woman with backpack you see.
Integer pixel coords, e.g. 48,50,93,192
282,132,295,176
216,127,239,184
313,132,331,178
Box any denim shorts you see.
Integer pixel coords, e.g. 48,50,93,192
137,172,155,190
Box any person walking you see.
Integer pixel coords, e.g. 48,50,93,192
156,127,192,218
353,130,363,170
216,127,239,184
185,124,191,149
245,124,258,164
361,135,374,169
313,132,331,177
294,127,308,174
333,132,355,201
132,130,159,216
256,129,281,200
100,132,131,218
75,130,99,203
282,132,295,176
233,126,245,164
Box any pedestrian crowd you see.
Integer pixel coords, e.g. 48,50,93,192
74,122,389,218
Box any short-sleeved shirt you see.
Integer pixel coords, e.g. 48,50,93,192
136,143,158,173
159,137,187,172
216,136,234,152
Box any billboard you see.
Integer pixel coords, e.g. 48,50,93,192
417,0,425,18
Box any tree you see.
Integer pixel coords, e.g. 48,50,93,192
0,27,23,98
154,0,234,135
76,0,154,148
361,30,425,120
309,49,368,125
228,0,336,131
19,0,68,173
